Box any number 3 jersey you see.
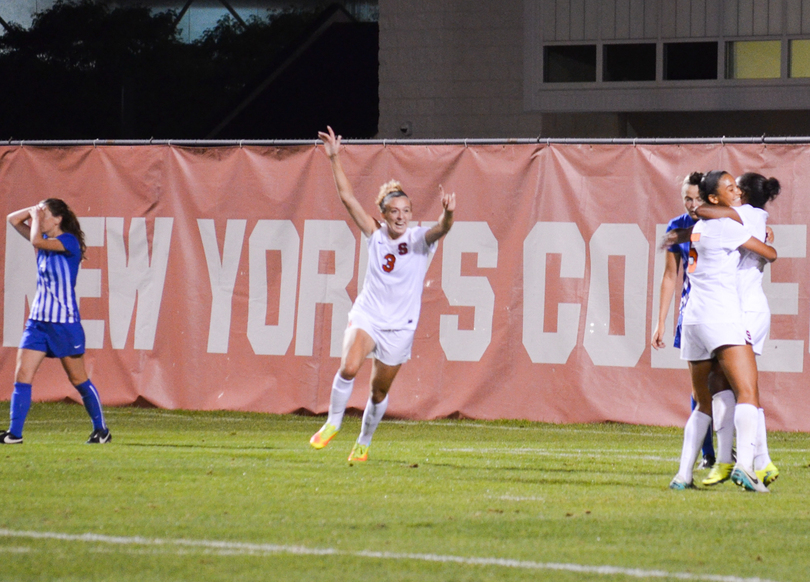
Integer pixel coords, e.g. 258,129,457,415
681,217,751,326
352,224,437,331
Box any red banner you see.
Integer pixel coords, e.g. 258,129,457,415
1,143,808,430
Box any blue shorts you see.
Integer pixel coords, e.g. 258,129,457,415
20,320,86,358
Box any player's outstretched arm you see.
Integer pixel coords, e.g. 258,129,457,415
658,226,692,251
318,126,377,237
425,185,455,245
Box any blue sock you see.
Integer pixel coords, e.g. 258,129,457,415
74,379,106,431
691,396,716,459
9,382,32,438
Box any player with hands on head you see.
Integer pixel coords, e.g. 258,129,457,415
310,126,455,462
2,199,111,445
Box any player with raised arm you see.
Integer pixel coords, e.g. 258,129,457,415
309,126,455,462
669,171,775,492
2,199,111,445
651,172,716,469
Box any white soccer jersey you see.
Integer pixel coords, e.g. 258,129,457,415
681,217,751,326
352,224,437,331
733,204,770,314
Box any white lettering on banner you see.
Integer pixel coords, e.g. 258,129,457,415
295,220,355,357
583,224,648,367
106,217,174,350
198,219,247,354
760,224,806,372
522,222,586,364
650,224,688,369
2,226,37,347
247,220,299,356
439,222,498,361
75,217,105,349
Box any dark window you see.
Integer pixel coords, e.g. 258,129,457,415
544,45,597,82
603,43,657,81
664,42,718,80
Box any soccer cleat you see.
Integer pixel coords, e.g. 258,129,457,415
669,475,696,490
86,428,111,444
309,423,338,450
731,464,769,493
701,462,733,486
348,443,369,463
0,430,23,444
756,462,780,487
696,455,715,470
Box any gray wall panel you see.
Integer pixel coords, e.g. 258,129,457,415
786,0,802,35
725,0,740,36
692,0,707,37
615,0,630,38
662,0,678,37
601,0,617,39
584,0,601,38
570,0,586,39
738,0,754,36
557,0,571,40
676,0,691,37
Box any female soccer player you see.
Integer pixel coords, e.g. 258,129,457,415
669,171,775,492
2,200,111,445
695,173,780,488
309,126,455,462
651,172,716,468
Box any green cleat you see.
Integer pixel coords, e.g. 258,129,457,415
310,423,339,450
669,475,696,490
348,442,369,463
731,464,769,493
756,462,779,487
702,462,733,486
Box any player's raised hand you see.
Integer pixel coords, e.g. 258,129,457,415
438,184,456,213
317,126,341,158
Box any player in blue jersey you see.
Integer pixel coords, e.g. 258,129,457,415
2,199,111,444
651,172,716,468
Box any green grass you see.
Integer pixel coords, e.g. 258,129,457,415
1,403,809,582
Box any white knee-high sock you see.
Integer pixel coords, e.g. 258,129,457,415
734,403,759,473
326,373,354,430
712,390,736,464
678,410,712,483
357,395,388,446
754,408,772,471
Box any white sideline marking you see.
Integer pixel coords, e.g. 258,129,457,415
0,529,779,582
441,447,676,462
387,420,675,438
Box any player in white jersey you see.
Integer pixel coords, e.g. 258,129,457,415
692,173,780,488
309,126,455,462
3,199,111,445
669,171,775,492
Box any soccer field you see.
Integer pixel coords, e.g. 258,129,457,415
1,403,808,582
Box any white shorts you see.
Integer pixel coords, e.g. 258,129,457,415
744,311,770,356
347,309,415,366
680,321,751,361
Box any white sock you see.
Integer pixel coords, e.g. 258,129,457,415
754,408,772,471
326,373,354,430
677,410,712,483
734,403,759,473
357,395,388,446
712,390,736,464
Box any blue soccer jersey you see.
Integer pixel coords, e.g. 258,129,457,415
666,213,696,348
29,232,82,323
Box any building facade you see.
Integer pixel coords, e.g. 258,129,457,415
379,0,810,138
